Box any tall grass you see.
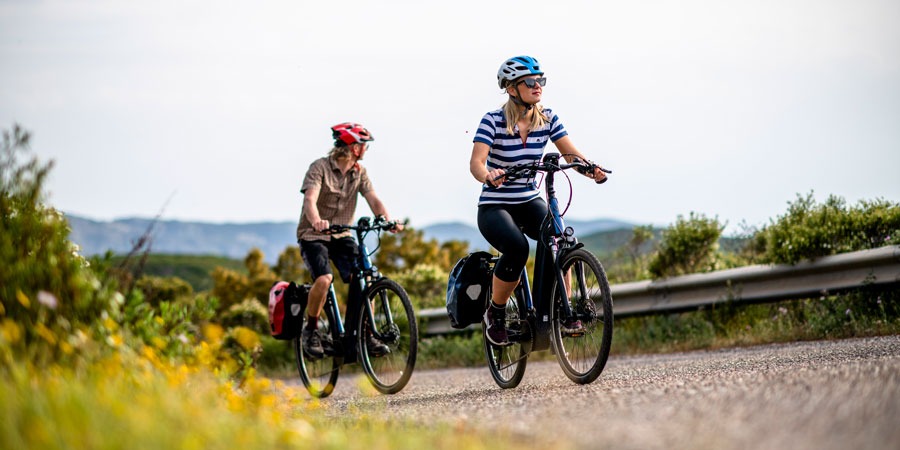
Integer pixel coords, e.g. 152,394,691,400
1,352,556,450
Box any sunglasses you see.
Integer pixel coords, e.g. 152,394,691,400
517,77,547,88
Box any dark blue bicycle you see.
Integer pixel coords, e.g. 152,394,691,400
295,216,418,398
484,153,614,388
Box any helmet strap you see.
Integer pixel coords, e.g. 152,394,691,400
509,94,534,119
508,83,536,117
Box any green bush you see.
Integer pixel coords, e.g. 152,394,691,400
134,275,193,306
393,264,449,310
256,335,296,375
648,212,725,278
210,248,278,313
760,192,900,264
220,298,269,334
1,125,121,368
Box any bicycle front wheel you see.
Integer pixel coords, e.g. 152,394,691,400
358,279,418,394
295,306,342,398
483,284,530,389
550,248,613,384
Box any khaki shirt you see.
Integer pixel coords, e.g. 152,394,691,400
296,156,373,241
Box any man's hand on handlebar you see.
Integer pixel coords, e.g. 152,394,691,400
375,215,406,233
312,219,331,232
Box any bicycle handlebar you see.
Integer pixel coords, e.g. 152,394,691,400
324,216,408,235
493,154,612,185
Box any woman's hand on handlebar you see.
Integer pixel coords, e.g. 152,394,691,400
486,168,507,187
574,158,612,184
589,165,609,184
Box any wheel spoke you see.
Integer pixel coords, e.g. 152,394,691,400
484,285,529,389
551,249,613,384
359,279,417,395
295,313,341,398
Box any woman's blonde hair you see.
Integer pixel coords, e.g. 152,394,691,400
502,82,548,135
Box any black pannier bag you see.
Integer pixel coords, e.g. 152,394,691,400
446,251,493,329
268,281,310,340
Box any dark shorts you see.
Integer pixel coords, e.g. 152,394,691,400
477,198,548,282
299,237,359,283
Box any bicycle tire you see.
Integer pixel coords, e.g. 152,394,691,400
357,278,418,394
295,305,342,398
483,284,530,389
550,248,613,384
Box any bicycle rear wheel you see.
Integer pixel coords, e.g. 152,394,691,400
358,279,418,394
483,284,530,389
550,248,613,384
295,306,342,398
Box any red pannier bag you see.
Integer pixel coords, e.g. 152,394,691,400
268,281,310,340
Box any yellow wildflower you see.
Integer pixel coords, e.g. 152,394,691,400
103,317,118,332
35,323,57,345
167,364,190,387
1,319,22,343
16,290,30,308
196,341,215,367
202,323,225,343
107,334,123,347
232,327,260,351
151,336,167,350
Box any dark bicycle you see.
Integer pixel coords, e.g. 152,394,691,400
295,216,418,398
484,153,614,388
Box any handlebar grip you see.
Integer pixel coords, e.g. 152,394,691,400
324,225,345,234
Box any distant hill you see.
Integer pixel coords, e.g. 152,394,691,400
65,214,639,263
110,253,247,292
67,215,297,263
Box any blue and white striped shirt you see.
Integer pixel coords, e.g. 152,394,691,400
473,107,568,205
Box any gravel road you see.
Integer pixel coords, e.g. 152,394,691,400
295,335,900,449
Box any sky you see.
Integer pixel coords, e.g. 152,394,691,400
2,0,899,236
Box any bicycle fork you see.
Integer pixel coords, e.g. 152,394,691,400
549,237,577,321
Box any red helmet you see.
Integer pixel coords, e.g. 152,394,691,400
331,122,374,147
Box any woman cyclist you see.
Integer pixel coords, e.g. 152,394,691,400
470,55,609,346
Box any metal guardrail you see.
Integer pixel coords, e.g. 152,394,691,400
419,245,900,336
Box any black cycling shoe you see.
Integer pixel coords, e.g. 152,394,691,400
301,327,324,359
366,335,391,357
484,305,510,346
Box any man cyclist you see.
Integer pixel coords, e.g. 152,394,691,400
297,122,403,358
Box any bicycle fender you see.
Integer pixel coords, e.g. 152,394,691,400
557,243,585,263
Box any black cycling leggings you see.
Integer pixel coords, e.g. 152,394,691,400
477,198,547,282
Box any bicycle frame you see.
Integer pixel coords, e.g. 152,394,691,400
320,218,395,362
512,153,585,351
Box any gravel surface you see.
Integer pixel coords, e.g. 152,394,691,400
292,335,900,449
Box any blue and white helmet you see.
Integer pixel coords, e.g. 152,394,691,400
497,55,543,88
